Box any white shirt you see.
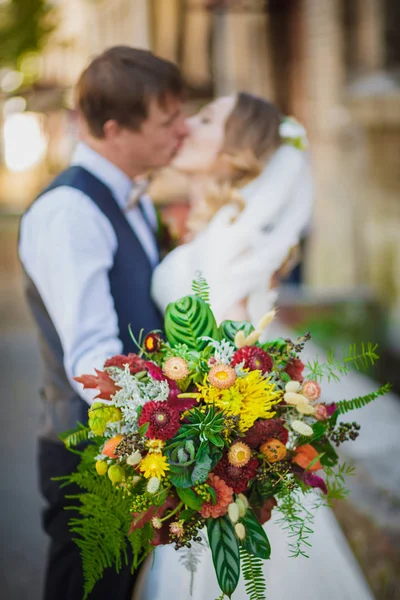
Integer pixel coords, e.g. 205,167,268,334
19,142,159,404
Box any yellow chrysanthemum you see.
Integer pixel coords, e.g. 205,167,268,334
197,370,281,432
139,453,170,479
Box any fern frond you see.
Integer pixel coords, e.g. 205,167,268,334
62,444,149,598
59,423,90,448
239,546,267,600
192,272,210,304
305,342,380,383
336,383,391,414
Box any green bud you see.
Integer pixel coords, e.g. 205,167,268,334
108,464,124,484
95,460,108,476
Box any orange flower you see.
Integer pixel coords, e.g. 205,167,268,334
102,434,123,459
293,444,322,472
260,438,287,462
200,473,234,518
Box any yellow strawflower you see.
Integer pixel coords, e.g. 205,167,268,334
139,453,170,479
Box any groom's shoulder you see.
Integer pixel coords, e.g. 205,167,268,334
21,176,113,242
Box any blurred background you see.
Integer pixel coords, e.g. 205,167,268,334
0,1,399,599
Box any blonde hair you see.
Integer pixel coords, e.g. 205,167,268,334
187,93,282,236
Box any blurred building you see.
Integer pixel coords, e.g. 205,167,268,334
1,0,400,346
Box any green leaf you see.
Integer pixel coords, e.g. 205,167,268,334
313,439,339,467
179,509,196,522
208,486,217,505
240,509,271,560
191,452,212,485
239,546,267,600
336,383,391,414
169,464,193,488
165,295,220,351
207,433,225,448
138,422,149,437
207,516,241,597
176,487,203,511
218,320,254,343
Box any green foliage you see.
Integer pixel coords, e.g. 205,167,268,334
335,383,391,414
240,509,271,560
61,444,150,598
88,402,121,436
312,438,339,467
171,406,226,447
59,423,90,449
165,295,220,351
192,272,211,304
239,546,267,600
167,420,220,488
275,488,316,558
218,320,255,343
0,0,56,69
176,487,203,511
305,342,380,383
324,462,355,503
207,516,241,597
296,422,327,448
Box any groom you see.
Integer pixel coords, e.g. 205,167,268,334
19,46,188,600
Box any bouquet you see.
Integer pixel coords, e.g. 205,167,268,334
62,278,390,599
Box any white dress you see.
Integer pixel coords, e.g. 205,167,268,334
134,501,374,600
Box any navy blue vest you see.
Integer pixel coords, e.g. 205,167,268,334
22,166,164,440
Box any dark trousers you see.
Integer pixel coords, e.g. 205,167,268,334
38,438,137,600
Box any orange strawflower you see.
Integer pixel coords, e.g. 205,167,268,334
228,442,251,467
163,357,189,380
208,364,237,389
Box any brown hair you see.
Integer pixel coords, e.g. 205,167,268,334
186,93,282,237
221,92,282,183
76,46,185,138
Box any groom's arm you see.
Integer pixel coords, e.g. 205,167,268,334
19,187,123,404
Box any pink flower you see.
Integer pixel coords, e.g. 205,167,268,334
303,471,328,495
326,403,337,417
315,404,329,421
302,380,321,402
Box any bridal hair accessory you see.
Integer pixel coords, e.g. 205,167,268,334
62,276,390,599
279,116,308,150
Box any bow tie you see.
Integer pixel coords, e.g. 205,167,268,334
126,177,150,210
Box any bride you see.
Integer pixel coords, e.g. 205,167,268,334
135,94,374,599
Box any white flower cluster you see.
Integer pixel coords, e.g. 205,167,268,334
105,365,170,434
201,337,236,364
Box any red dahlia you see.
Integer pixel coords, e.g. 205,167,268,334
213,455,259,493
231,346,273,374
243,419,288,449
284,358,305,382
138,401,180,440
104,353,147,375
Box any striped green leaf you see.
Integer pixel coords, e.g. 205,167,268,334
165,295,219,351
206,516,240,597
218,320,254,343
241,509,271,560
